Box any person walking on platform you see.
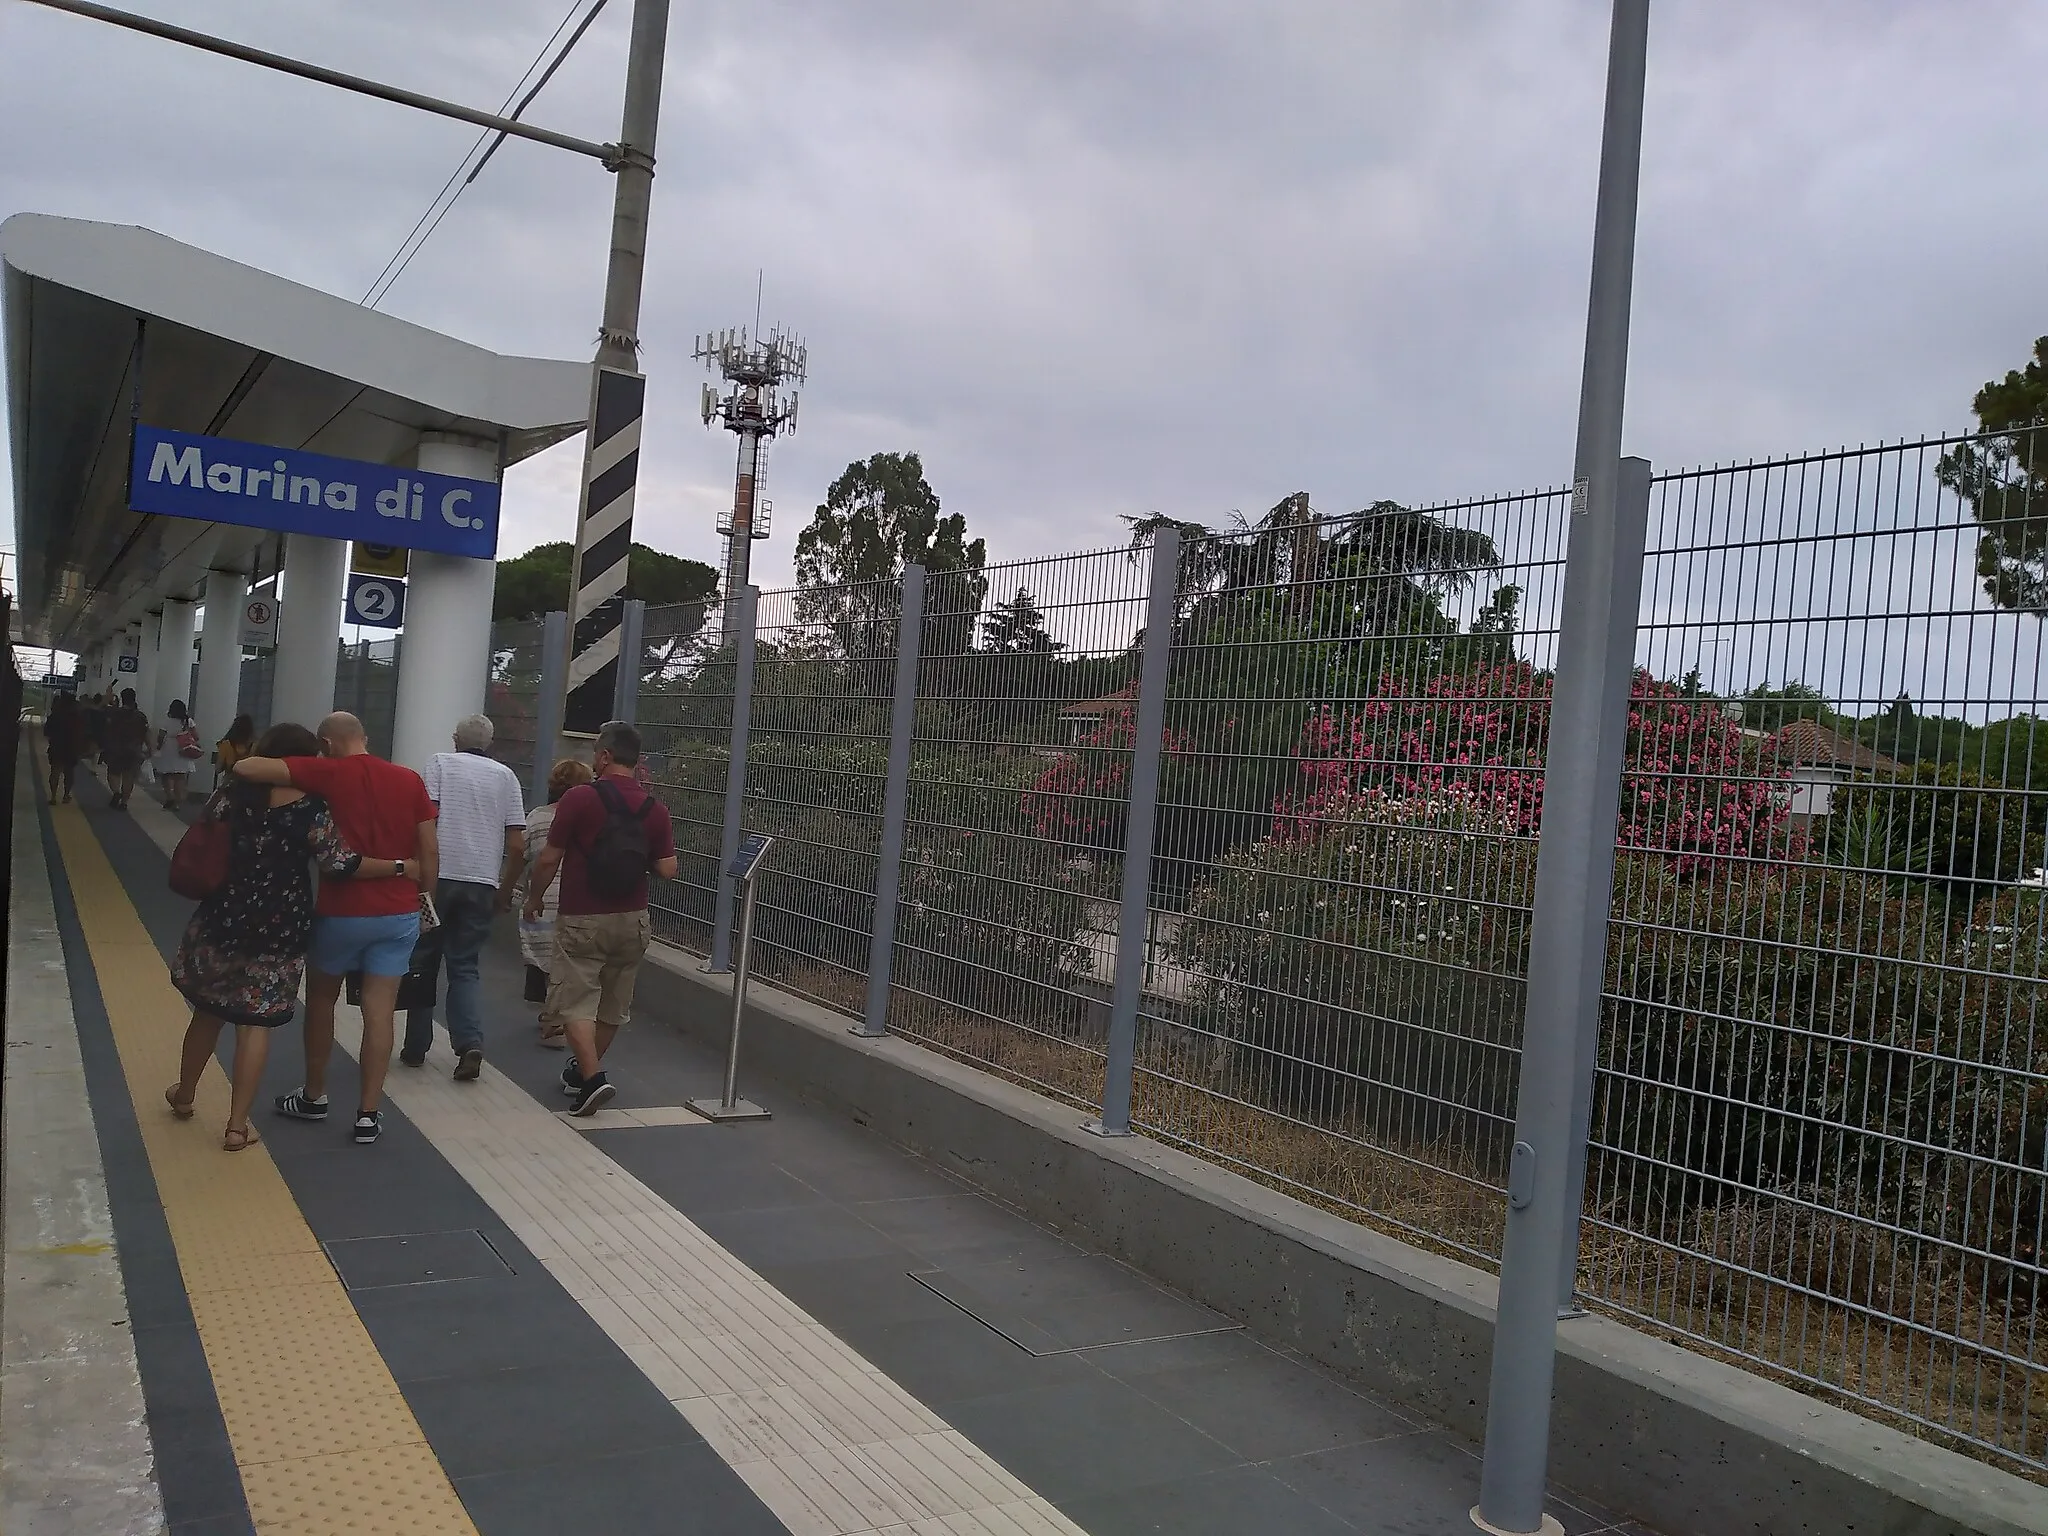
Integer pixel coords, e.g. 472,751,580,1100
518,758,593,1049
99,688,151,809
523,722,676,1116
399,714,526,1081
233,711,437,1146
43,692,86,803
153,698,203,809
165,723,414,1151
81,692,107,766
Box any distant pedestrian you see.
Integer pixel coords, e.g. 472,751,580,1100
214,714,256,786
165,723,413,1151
524,722,676,1116
518,758,593,1049
99,688,151,809
43,692,86,803
400,714,526,1081
154,699,203,809
81,693,107,764
233,711,437,1146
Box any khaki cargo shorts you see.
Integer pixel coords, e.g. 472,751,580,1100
545,910,653,1028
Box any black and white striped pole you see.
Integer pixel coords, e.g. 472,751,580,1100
559,0,669,736
565,367,646,732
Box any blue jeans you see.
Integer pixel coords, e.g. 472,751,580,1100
403,880,498,1058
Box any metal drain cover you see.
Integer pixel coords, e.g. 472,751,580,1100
323,1229,513,1290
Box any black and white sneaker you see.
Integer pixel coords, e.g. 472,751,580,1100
275,1090,329,1121
453,1048,484,1082
352,1111,382,1145
569,1075,615,1118
560,1063,585,1098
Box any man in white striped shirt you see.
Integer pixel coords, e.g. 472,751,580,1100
401,714,526,1080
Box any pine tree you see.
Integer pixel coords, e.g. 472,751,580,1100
980,589,1063,654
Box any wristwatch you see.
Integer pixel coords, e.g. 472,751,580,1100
394,859,408,879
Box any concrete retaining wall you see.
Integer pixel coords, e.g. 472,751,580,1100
647,944,2047,1536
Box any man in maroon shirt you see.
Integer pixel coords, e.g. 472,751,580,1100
524,721,677,1115
235,711,438,1144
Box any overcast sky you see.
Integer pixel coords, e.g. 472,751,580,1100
5,0,2047,596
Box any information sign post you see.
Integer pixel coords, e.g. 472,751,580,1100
688,833,775,1123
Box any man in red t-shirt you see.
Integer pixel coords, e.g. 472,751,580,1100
524,721,676,1115
235,712,438,1144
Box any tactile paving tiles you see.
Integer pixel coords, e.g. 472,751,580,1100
359,1007,1092,1536
49,806,477,1535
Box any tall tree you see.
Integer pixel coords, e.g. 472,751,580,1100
795,452,987,659
492,541,718,622
980,588,1063,655
1937,336,2048,612
490,540,720,682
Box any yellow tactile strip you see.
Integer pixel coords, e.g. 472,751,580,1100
48,802,478,1535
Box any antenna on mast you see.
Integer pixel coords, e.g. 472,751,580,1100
693,308,809,646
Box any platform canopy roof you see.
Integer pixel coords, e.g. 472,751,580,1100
3,213,591,650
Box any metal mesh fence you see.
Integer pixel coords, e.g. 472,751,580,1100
598,424,2046,1475
486,618,547,788
1579,436,2048,1470
890,548,1153,1107
1130,491,1570,1263
730,582,895,1014
334,637,399,755
637,596,733,953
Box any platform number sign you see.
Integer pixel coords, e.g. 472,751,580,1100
117,654,139,673
346,573,406,629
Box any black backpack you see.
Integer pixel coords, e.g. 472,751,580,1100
584,779,655,899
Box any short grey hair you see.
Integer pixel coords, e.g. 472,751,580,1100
595,720,641,766
453,713,495,751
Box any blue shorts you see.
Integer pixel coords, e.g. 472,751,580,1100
309,912,421,979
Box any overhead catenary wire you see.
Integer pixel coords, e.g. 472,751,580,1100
361,0,610,310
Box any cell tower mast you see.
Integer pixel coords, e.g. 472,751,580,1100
694,325,807,643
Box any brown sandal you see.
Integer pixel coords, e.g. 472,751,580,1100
538,1024,567,1050
223,1124,260,1153
165,1085,196,1120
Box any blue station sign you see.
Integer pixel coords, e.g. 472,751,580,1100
130,427,500,559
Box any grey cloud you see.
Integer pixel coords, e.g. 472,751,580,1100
5,0,2047,587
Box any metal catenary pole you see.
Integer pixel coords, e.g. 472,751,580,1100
560,0,670,734
708,586,759,973
528,610,569,807
1088,525,1180,1138
1475,4,1651,1534
857,565,927,1038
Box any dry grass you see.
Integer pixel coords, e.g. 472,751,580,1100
763,960,2044,1480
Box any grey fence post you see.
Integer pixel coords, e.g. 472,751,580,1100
708,586,759,973
857,565,926,1038
1556,458,1652,1316
612,597,646,723
529,610,568,807
1477,2,1650,1532
1087,525,1180,1138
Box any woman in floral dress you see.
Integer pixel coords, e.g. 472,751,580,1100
164,723,414,1150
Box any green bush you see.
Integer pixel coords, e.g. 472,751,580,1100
1171,798,2048,1307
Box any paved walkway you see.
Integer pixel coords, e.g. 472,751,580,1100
3,758,1655,1536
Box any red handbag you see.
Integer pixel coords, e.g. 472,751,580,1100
168,796,232,900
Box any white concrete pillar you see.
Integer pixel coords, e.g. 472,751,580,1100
195,571,248,748
271,533,347,726
390,435,501,773
134,612,162,723
154,600,198,723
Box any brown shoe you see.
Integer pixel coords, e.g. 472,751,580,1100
453,1048,484,1082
